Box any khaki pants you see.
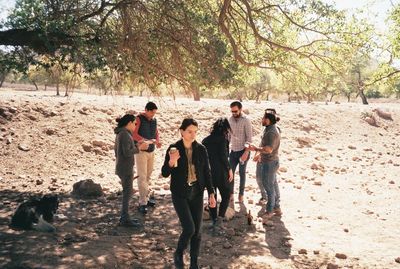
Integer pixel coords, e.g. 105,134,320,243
135,150,155,205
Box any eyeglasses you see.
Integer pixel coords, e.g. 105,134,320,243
231,110,239,114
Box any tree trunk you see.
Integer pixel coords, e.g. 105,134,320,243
266,93,270,101
56,82,60,96
31,80,39,91
359,88,368,105
44,84,47,91
329,93,335,102
64,86,69,97
0,72,6,88
191,85,201,101
287,92,291,102
347,94,351,102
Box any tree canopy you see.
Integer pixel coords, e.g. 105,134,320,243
1,0,400,102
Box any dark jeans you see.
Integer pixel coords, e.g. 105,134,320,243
172,185,204,259
119,174,133,222
229,149,250,196
209,183,230,221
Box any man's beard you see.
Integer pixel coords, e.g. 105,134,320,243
233,113,240,118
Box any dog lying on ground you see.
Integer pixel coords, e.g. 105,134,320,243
9,194,59,232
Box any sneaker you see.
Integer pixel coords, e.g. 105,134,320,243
147,197,156,207
262,212,274,224
138,205,148,214
273,207,283,216
256,198,266,205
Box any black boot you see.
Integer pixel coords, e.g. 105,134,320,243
189,256,199,269
174,251,184,269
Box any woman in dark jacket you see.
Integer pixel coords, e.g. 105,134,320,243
202,118,233,231
114,114,149,227
162,118,216,269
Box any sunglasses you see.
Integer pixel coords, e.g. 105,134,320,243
265,108,276,114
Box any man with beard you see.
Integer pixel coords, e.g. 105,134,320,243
228,101,253,203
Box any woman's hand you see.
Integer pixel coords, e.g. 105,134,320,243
228,169,233,182
168,148,180,167
209,194,216,208
138,142,149,151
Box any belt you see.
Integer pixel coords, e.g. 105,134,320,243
187,181,198,186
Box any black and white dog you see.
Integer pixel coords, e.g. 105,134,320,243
10,194,59,232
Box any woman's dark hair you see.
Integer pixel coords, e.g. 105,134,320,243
264,112,280,125
179,118,198,130
210,117,231,136
116,114,136,128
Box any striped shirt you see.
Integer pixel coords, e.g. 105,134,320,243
229,114,253,151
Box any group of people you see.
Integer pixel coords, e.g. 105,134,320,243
114,101,282,269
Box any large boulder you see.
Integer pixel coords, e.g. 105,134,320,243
72,179,104,198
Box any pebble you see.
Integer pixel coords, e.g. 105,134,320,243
223,242,232,249
335,253,347,259
298,249,307,254
327,263,339,269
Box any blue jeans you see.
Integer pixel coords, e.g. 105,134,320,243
256,162,267,200
229,149,250,196
261,160,280,213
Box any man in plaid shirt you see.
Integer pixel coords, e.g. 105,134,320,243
228,101,253,203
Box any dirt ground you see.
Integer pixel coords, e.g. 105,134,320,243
0,87,399,269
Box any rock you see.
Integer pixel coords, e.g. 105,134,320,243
279,167,287,173
163,184,170,190
36,179,44,185
18,144,30,151
395,257,400,263
373,108,393,121
311,163,318,170
225,228,235,236
82,144,92,152
205,241,213,248
92,140,108,148
327,263,339,269
348,145,356,150
225,207,235,220
364,116,377,127
71,179,104,198
223,242,232,249
78,109,89,115
298,249,307,254
313,250,320,254
335,253,347,259
27,114,38,121
46,128,56,135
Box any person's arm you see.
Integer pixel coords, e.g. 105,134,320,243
161,146,172,177
155,128,162,148
132,116,144,142
161,145,180,177
202,147,216,208
250,133,277,154
121,132,139,158
219,138,230,171
245,118,253,144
